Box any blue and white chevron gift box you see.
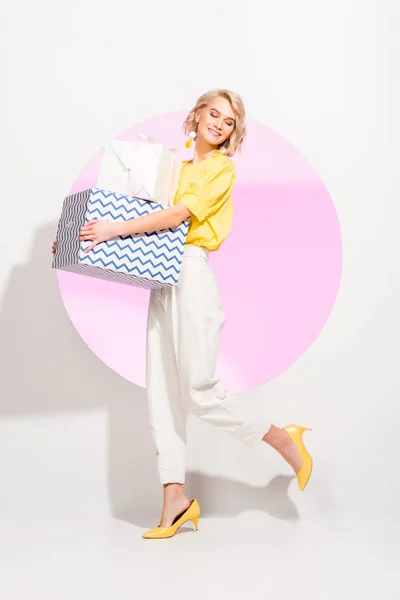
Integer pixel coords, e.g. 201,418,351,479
52,188,189,289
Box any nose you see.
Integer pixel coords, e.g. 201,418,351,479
215,119,223,130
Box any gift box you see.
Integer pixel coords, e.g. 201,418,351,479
96,135,181,206
52,188,189,289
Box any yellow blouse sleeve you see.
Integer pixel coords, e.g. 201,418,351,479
177,158,235,224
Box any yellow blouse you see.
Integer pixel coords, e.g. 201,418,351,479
174,151,235,252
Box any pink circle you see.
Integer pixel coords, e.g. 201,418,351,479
57,112,342,392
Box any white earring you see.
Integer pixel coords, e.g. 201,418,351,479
220,146,227,154
185,131,196,149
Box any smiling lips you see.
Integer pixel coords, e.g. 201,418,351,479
208,128,221,138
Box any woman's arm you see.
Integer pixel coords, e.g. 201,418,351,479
119,203,190,236
79,203,191,253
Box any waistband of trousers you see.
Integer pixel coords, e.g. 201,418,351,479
183,244,209,260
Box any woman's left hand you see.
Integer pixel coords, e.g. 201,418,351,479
79,220,120,253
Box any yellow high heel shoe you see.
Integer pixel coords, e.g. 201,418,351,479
283,424,313,491
142,499,200,539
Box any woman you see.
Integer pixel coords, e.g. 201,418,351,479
54,89,313,539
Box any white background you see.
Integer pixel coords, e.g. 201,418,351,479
1,0,399,597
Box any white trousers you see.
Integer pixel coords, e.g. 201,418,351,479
146,245,271,484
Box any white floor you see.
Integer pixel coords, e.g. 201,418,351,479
0,512,397,600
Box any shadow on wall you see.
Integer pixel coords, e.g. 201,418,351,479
0,221,299,526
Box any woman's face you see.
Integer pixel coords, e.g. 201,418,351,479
195,96,236,148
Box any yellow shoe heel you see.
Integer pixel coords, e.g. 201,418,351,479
283,424,313,491
142,498,201,539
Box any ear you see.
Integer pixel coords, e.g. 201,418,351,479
194,109,201,124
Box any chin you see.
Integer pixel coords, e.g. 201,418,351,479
200,129,224,147
206,135,224,147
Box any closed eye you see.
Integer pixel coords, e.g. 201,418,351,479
210,109,235,127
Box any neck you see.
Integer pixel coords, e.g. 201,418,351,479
192,137,219,164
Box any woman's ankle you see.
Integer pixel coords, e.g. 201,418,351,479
262,424,286,449
163,482,186,501
262,425,303,472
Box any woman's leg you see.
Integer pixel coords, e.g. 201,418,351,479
176,251,303,473
146,288,191,526
262,425,303,473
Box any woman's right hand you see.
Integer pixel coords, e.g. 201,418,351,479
52,240,58,255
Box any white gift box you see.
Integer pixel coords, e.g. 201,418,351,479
96,134,181,206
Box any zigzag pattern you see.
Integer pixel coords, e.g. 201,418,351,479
79,253,179,285
110,236,185,257
52,187,188,288
86,189,188,244
92,241,183,271
52,189,91,270
88,188,162,216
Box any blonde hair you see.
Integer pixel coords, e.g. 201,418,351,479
183,89,246,157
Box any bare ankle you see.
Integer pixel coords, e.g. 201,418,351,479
262,425,303,473
163,483,186,502
262,424,286,449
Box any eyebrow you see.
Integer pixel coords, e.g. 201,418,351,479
209,107,236,123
